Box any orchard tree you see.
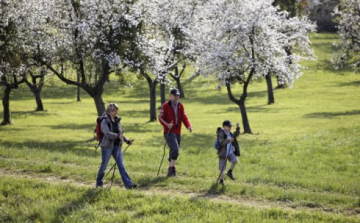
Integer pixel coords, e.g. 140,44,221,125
189,0,315,133
0,0,29,125
34,0,140,116
135,0,197,101
130,0,197,121
333,0,360,72
23,67,47,111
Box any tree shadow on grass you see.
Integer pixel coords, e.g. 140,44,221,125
191,183,226,202
11,110,52,117
336,80,360,87
51,188,103,223
137,176,169,189
180,133,213,152
47,121,154,134
303,110,360,119
0,140,98,158
209,103,282,115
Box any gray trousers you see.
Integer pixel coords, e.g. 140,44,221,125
164,133,181,161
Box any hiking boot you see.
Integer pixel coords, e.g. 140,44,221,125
219,179,224,185
226,169,235,180
126,184,137,190
167,167,178,177
172,168,179,178
167,168,173,177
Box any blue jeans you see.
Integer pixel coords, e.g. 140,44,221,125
96,146,133,188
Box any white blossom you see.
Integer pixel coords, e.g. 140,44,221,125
188,0,316,87
333,0,360,71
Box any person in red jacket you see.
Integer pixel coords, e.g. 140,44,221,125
158,88,192,177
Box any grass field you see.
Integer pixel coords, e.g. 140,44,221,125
0,33,359,222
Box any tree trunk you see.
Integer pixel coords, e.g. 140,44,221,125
225,65,255,134
175,77,185,98
94,93,105,116
34,91,44,111
142,70,158,122
24,71,45,111
169,65,186,98
77,69,81,102
266,72,275,104
149,81,157,122
1,86,11,125
239,99,252,133
160,81,165,105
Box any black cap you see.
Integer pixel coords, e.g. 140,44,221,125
170,88,180,96
222,120,233,127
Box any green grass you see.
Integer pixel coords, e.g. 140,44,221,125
0,33,359,222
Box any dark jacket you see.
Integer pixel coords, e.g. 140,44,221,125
100,114,129,149
158,100,191,134
217,127,240,159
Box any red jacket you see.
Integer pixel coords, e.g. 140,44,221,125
158,100,191,134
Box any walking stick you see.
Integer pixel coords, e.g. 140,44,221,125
122,140,134,154
157,126,172,176
104,142,132,182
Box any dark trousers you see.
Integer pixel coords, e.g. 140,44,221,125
164,133,181,161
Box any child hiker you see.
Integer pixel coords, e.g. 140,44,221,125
217,120,240,185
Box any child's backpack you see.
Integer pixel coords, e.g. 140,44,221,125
214,127,225,150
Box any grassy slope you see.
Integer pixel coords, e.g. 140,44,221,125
0,33,359,222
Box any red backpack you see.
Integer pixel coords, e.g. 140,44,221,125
94,115,108,149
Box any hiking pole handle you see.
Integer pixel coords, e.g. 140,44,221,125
122,139,134,154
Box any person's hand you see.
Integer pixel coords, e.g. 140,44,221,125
167,122,174,129
127,139,134,145
188,127,193,132
119,133,124,140
236,123,240,128
229,138,235,143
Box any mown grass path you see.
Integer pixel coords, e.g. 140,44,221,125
1,167,359,217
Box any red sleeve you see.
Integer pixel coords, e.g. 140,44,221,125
158,103,168,127
181,105,191,129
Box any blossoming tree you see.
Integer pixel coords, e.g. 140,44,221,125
333,0,360,72
132,0,197,121
189,0,315,133
33,0,140,115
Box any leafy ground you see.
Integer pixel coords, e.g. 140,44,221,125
0,33,359,222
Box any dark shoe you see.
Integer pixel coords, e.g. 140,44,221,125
172,168,179,178
219,179,224,185
226,170,235,180
167,167,178,177
167,168,173,177
126,184,137,190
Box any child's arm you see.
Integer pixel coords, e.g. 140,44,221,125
219,131,230,147
233,123,240,137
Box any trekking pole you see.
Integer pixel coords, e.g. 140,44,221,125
109,148,121,189
157,125,172,176
104,142,132,181
122,140,134,154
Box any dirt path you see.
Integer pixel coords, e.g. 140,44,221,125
0,168,359,218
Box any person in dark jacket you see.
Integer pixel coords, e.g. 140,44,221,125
96,103,137,189
158,88,192,177
217,120,240,185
